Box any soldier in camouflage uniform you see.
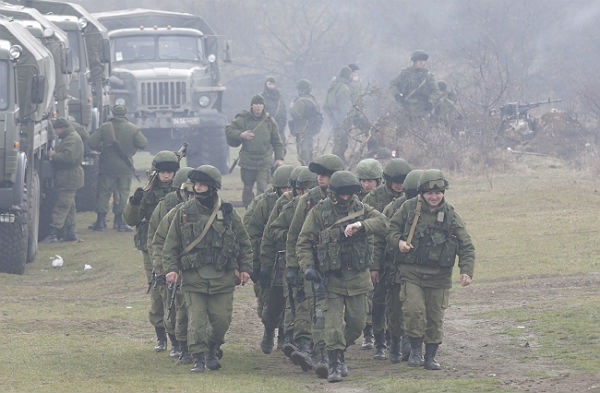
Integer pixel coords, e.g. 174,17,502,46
124,151,179,352
225,94,284,207
88,105,147,232
324,67,354,161
361,158,411,359
163,165,252,373
40,118,84,243
390,51,439,119
298,171,388,382
262,77,288,149
286,154,344,376
289,79,324,165
348,64,361,103
388,169,475,370
432,81,460,129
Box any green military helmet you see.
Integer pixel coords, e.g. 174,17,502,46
288,166,304,188
339,65,352,81
272,165,295,188
52,117,70,129
172,167,193,190
111,104,127,116
328,170,362,195
265,76,276,84
152,151,180,173
383,158,412,183
297,79,312,93
251,94,265,105
189,165,222,189
295,166,317,189
403,169,424,198
418,169,448,193
411,50,429,62
355,158,383,180
308,154,345,176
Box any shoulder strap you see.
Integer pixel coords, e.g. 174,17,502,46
405,76,428,100
251,115,269,133
406,195,423,245
179,196,222,258
326,208,364,230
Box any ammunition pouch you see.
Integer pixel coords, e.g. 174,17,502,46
316,226,370,273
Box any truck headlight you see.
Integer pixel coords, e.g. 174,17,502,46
9,45,22,60
115,98,126,106
198,96,210,107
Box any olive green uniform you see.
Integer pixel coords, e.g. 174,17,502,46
162,198,252,355
324,69,353,160
263,86,287,147
297,196,388,350
289,93,322,165
88,116,147,216
390,66,438,119
49,126,85,230
225,110,284,207
387,197,475,343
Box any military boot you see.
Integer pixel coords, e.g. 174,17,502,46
88,213,106,231
361,324,375,350
261,327,275,354
401,335,411,361
190,352,205,373
40,227,58,243
424,343,442,370
282,332,297,359
313,344,328,379
327,350,342,383
168,334,181,358
339,350,349,377
114,214,133,232
389,336,402,363
373,330,387,360
206,342,222,370
63,225,78,241
407,336,424,367
290,337,313,371
176,341,193,365
154,326,167,352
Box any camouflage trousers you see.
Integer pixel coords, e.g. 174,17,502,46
50,188,77,229
143,252,164,328
240,167,270,207
184,290,234,355
387,283,405,340
96,173,132,215
331,124,348,161
295,133,314,165
175,290,188,342
372,277,388,336
261,285,285,330
401,281,449,344
317,291,368,351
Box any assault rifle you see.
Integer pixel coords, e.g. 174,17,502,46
499,98,561,119
166,281,178,322
143,142,188,191
146,269,156,294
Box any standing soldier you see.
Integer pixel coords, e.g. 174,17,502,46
348,64,361,103
390,51,439,119
324,66,353,161
87,105,147,232
225,94,284,207
163,165,252,373
289,79,324,165
40,118,84,243
387,169,475,370
262,77,288,150
124,151,180,353
297,171,388,383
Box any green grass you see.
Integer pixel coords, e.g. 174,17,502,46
368,377,515,393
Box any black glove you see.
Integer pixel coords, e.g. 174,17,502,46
130,187,144,205
304,265,321,283
259,266,272,287
155,274,166,286
286,267,299,288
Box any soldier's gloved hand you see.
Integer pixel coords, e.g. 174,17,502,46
286,267,299,288
130,187,144,205
259,266,272,286
304,265,321,283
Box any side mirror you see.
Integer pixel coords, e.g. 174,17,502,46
223,40,232,63
100,39,111,64
31,75,46,104
62,48,73,74
205,36,218,61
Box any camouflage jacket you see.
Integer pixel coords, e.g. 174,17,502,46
263,87,287,134
289,93,322,136
50,127,84,190
259,191,295,271
390,66,438,115
147,191,184,273
243,190,280,277
150,200,184,275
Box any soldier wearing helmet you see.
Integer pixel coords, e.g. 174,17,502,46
388,169,475,371
163,165,252,373
297,171,388,382
88,104,148,232
123,150,179,353
289,79,324,165
355,158,384,200
390,51,439,119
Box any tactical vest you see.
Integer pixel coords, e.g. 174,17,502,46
316,198,371,273
178,202,239,272
163,191,182,212
134,185,172,251
398,200,458,268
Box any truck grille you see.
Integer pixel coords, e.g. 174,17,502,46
140,81,187,108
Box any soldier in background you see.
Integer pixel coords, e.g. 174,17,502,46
40,118,84,243
262,77,288,150
324,66,354,161
88,105,147,232
289,80,323,165
433,81,460,128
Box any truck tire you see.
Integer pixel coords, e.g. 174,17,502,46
27,170,40,263
0,192,29,275
186,127,229,174
76,155,99,212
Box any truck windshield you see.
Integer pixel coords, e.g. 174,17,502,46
0,61,8,110
158,36,203,61
112,35,204,62
67,31,81,72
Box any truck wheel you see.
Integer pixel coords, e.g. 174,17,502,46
76,155,99,212
0,192,29,275
186,127,229,174
27,170,40,263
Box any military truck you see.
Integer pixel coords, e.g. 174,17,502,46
0,16,55,274
94,9,232,173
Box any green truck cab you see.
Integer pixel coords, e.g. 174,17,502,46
94,9,232,173
0,16,54,274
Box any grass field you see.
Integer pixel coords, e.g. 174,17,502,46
1,153,599,392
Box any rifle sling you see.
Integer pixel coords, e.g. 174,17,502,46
406,195,423,245
107,122,135,171
404,77,427,101
326,208,364,230
230,115,270,172
179,196,222,258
